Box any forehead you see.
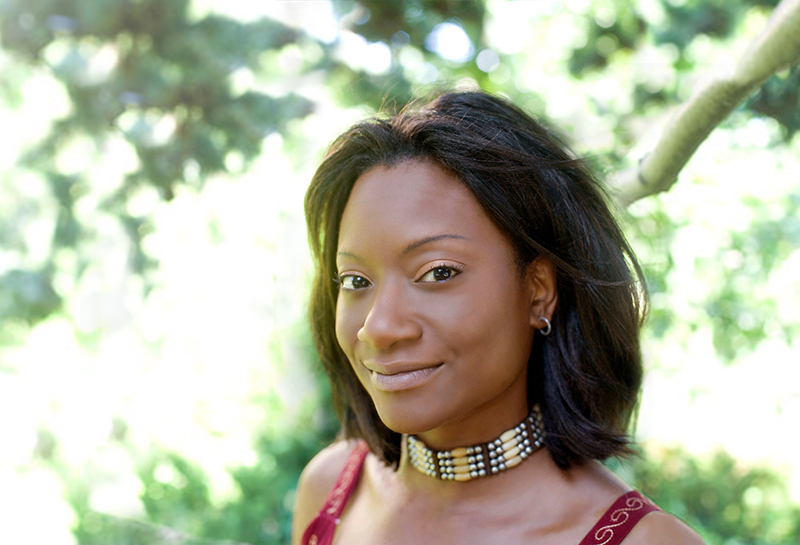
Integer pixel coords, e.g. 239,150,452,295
337,160,507,255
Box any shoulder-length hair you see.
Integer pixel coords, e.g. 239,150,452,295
304,91,647,470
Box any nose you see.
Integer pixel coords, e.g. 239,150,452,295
357,282,422,349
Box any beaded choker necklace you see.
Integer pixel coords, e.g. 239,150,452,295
406,405,545,481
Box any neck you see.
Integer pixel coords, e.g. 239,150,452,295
414,385,531,451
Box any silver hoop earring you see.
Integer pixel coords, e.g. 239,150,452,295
538,316,552,336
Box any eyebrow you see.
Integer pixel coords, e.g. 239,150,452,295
337,234,468,260
401,234,468,255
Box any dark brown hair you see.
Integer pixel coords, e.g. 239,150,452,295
305,91,647,470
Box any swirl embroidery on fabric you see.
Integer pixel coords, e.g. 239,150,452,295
325,444,366,516
588,496,646,545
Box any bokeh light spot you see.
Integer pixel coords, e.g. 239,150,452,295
425,22,474,63
476,49,500,73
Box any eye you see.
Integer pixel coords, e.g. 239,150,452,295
417,265,462,283
337,274,372,291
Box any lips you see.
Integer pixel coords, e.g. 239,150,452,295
362,361,443,392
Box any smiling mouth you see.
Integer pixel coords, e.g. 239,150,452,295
367,363,443,392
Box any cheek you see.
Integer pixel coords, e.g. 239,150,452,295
439,278,532,356
417,293,493,356
335,299,360,356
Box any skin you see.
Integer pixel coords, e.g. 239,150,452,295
335,159,549,448
292,160,705,545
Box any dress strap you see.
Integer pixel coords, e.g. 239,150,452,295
578,490,661,545
302,441,370,545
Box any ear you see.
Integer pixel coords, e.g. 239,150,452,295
524,257,558,332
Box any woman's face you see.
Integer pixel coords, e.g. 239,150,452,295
335,160,555,446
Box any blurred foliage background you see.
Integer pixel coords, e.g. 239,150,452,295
0,0,798,544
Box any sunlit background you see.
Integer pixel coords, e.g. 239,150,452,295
1,0,799,544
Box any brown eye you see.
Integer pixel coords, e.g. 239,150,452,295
418,266,461,283
339,275,371,291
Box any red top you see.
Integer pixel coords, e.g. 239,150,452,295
577,489,660,545
302,442,660,545
302,442,370,545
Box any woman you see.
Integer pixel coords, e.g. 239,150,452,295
293,91,704,544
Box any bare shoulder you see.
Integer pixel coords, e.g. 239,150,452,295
565,462,704,545
290,441,360,545
623,511,706,545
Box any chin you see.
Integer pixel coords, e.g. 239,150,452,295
370,394,446,436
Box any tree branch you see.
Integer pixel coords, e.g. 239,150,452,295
612,0,800,207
